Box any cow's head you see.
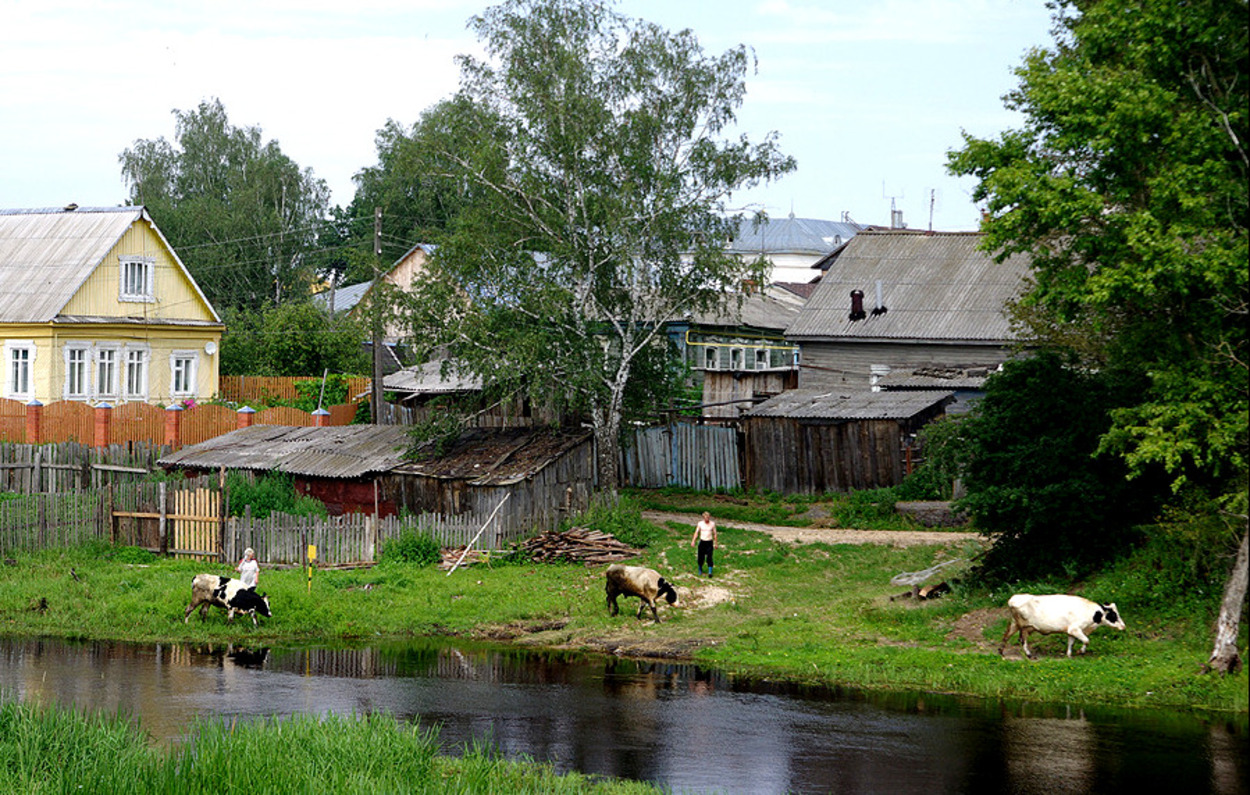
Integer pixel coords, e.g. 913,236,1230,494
1097,602,1125,631
256,592,272,618
657,578,678,606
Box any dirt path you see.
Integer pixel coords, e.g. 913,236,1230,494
642,510,981,548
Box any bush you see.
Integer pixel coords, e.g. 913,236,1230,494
226,471,328,519
380,530,441,566
570,495,662,549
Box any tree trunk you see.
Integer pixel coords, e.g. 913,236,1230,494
1207,524,1249,675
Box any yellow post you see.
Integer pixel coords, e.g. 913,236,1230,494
307,544,317,593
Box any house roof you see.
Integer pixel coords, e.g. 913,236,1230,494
786,230,1030,343
877,365,998,390
158,424,413,479
746,388,954,420
685,285,806,332
728,214,862,256
0,205,220,324
384,359,483,395
312,242,436,314
392,427,591,486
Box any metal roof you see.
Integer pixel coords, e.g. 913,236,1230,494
158,424,413,479
728,215,862,256
312,279,372,313
686,286,806,331
786,230,1031,343
0,205,220,324
746,388,954,420
391,427,591,486
384,359,483,395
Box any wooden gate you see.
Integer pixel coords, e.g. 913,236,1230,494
173,488,221,560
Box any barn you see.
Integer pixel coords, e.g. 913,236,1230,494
743,389,952,494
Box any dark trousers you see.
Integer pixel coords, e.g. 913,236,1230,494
697,539,714,572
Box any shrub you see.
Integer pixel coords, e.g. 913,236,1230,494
226,471,328,519
380,530,442,566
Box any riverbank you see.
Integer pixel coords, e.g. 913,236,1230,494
0,503,1245,714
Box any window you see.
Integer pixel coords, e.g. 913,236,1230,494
5,342,34,400
95,346,119,399
702,346,719,370
119,257,155,302
64,344,90,399
124,347,149,400
730,348,745,370
754,348,769,370
170,351,198,397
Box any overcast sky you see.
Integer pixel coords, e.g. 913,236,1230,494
1,0,1055,232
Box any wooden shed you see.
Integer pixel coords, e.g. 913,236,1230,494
158,424,412,516
382,427,594,537
743,389,952,494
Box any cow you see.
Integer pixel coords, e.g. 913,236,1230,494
1000,593,1125,659
605,564,678,623
184,574,271,627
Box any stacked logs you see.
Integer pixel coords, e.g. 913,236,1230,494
520,527,641,565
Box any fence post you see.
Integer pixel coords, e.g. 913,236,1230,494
93,403,112,448
313,408,330,427
237,406,255,429
25,400,42,445
164,405,182,449
158,481,168,556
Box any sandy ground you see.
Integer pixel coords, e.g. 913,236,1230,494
641,510,982,548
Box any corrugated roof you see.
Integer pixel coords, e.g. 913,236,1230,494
786,230,1030,342
728,215,862,256
158,424,413,479
384,359,483,395
312,279,372,313
747,388,953,420
686,286,805,331
392,427,591,486
0,205,220,324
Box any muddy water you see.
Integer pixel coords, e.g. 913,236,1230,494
1,637,1245,795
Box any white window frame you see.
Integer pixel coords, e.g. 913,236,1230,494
754,348,769,370
169,350,198,398
4,341,36,401
63,342,91,400
119,256,156,302
730,347,745,371
124,345,150,401
94,344,120,400
702,346,719,371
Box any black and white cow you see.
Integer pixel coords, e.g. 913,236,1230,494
605,564,678,623
183,573,272,626
999,593,1125,659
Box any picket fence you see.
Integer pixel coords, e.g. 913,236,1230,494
0,480,518,566
621,422,742,491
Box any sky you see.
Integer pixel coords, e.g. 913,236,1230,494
1,0,1056,233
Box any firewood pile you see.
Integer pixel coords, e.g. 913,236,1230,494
520,527,641,565
438,547,490,571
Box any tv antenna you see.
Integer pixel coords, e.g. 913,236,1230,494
883,182,906,229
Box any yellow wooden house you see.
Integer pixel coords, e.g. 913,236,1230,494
0,205,223,406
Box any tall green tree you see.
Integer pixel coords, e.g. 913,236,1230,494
119,98,331,311
402,0,794,490
219,303,368,377
949,0,1247,672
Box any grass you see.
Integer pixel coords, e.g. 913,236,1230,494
0,700,658,794
0,496,1246,717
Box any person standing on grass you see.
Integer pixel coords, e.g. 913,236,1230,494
237,547,259,589
691,512,718,577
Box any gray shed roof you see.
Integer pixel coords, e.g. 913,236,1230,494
0,206,219,324
312,279,372,314
686,286,806,332
747,388,954,420
786,230,1030,343
158,424,412,479
384,359,483,395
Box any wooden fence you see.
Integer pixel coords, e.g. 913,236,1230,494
621,422,742,491
219,375,372,405
0,442,168,492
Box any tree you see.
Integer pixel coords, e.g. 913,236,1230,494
949,0,1247,671
119,98,331,312
219,303,368,377
401,0,794,490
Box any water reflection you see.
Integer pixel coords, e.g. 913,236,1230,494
0,638,1244,795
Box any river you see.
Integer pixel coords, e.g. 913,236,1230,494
0,637,1245,794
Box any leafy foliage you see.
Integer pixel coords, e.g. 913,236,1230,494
119,98,331,313
226,471,328,519
379,529,442,566
218,304,368,377
953,354,1164,581
397,0,795,489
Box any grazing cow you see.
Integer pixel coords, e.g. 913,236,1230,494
605,564,678,623
1000,594,1125,659
184,574,271,627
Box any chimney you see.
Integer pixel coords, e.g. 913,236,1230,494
871,279,888,317
849,289,866,321
890,208,905,229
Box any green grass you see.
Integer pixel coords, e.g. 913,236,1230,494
624,485,937,531
0,504,1245,716
0,700,658,793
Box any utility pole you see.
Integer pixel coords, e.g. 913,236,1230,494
371,207,384,424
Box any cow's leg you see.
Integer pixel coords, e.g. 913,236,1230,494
250,610,258,627
999,618,1020,656
1066,627,1091,657
1020,628,1035,659
649,600,661,623
226,608,236,623
183,597,201,623
606,587,619,617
